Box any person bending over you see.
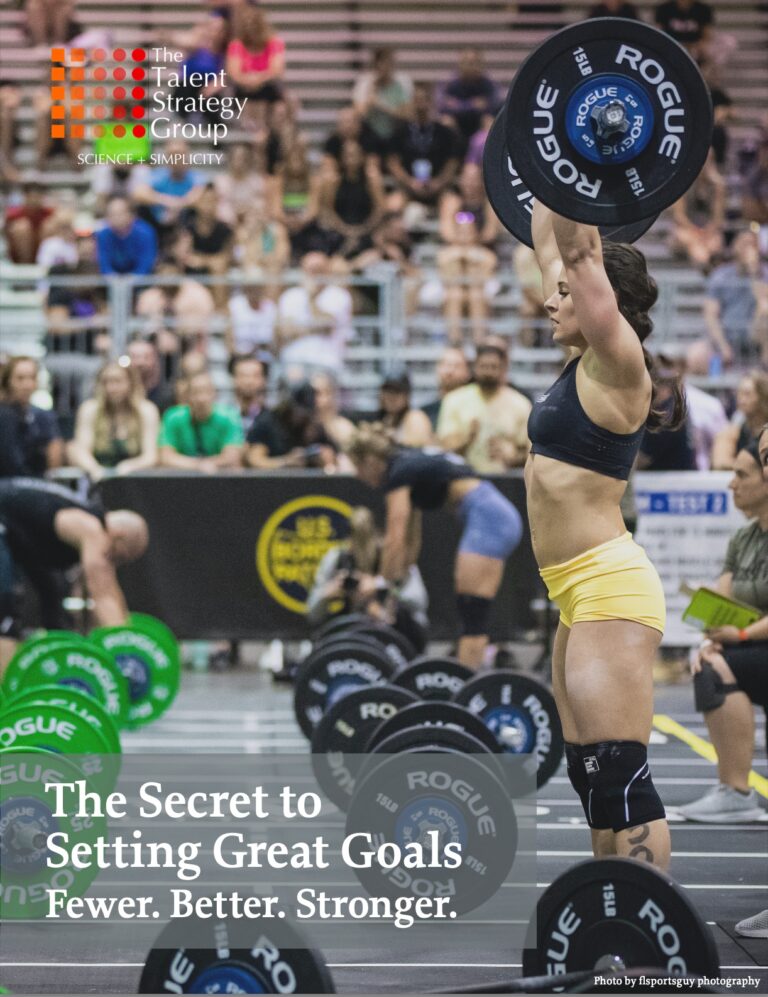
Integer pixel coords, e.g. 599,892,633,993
346,423,522,667
527,200,687,870
681,440,768,824
0,477,147,655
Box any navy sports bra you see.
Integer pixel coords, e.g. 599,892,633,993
527,356,645,481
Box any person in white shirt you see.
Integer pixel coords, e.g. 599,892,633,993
228,284,278,356
276,252,353,376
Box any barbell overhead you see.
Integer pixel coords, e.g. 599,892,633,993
502,17,713,226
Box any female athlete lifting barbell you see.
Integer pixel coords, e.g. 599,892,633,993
527,200,687,871
345,424,522,668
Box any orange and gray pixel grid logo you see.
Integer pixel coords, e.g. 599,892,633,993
50,46,148,139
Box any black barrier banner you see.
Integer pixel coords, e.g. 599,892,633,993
101,472,539,640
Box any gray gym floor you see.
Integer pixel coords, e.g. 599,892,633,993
2,673,766,995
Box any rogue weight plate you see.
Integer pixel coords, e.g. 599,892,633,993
344,622,416,671
346,749,517,915
294,640,395,739
453,670,564,793
139,911,335,993
365,701,502,758
392,657,473,702
522,857,721,980
3,684,122,755
504,17,712,226
356,722,504,792
90,625,180,728
310,684,420,811
0,748,108,920
4,640,129,727
313,613,371,643
3,634,93,695
0,703,118,795
483,112,658,247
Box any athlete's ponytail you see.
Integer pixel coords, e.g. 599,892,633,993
602,242,687,432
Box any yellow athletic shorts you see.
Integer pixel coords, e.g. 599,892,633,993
539,532,666,634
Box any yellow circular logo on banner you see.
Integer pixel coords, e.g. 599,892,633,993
256,495,353,614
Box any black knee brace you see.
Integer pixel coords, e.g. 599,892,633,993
456,594,492,637
581,740,666,833
565,742,610,829
694,661,739,713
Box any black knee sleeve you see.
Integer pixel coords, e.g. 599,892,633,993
694,661,739,713
565,743,611,829
581,740,666,833
456,594,492,637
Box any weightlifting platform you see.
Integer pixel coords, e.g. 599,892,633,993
2,672,765,995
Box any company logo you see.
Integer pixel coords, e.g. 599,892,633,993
51,45,246,158
50,47,147,141
256,496,353,614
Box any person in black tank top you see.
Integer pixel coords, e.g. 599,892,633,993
525,200,689,872
0,477,148,645
346,422,522,667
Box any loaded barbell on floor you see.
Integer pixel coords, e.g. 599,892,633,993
137,858,720,994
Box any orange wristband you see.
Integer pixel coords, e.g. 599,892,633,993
738,629,749,642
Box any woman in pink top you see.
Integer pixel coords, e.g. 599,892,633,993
226,7,286,124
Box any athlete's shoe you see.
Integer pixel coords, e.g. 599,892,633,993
735,909,768,939
676,783,764,823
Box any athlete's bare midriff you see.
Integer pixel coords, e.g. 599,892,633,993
525,453,629,568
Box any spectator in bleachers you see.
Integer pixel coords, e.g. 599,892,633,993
437,48,501,152
681,439,768,825
4,181,53,265
681,343,729,470
225,6,286,127
669,151,726,274
654,0,713,61
68,361,159,481
588,0,638,16
45,231,108,352
263,96,301,176
173,12,229,122
271,138,322,260
464,114,493,170
637,357,697,471
0,357,63,477
158,370,243,472
322,107,383,175
127,339,176,414
134,140,204,239
316,140,386,263
388,83,460,215
172,350,208,407
36,211,79,271
704,231,768,366
230,354,267,437
236,209,290,278
173,184,233,311
227,283,278,357
437,339,531,473
135,277,215,344
245,380,336,470
437,163,498,345
275,252,353,376
346,211,418,284
353,48,413,153
26,0,74,46
712,370,768,470
513,244,548,348
96,197,157,276
0,84,21,185
375,370,433,448
32,88,81,172
742,137,768,228
214,143,269,227
90,160,152,217
421,347,471,429
311,371,356,454
699,57,734,168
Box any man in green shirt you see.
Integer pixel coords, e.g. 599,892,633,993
158,371,243,472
